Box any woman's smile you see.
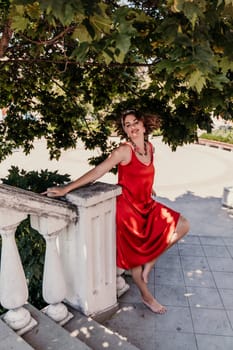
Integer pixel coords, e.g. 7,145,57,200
124,115,144,138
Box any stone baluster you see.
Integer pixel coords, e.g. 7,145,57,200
30,215,73,325
116,268,130,298
0,208,37,335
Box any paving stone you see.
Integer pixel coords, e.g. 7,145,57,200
226,310,233,329
207,257,233,272
212,271,233,289
178,235,201,245
156,253,182,269
183,269,216,288
202,245,231,258
196,334,233,350
118,281,141,303
155,267,185,286
180,255,209,271
154,331,197,350
155,284,189,307
227,245,233,258
105,302,157,330
218,289,233,309
186,286,224,309
164,244,179,255
223,238,233,246
178,244,205,257
153,306,194,333
200,237,226,246
191,308,233,336
108,326,156,350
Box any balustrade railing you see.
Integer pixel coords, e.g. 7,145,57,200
0,183,77,334
0,182,127,335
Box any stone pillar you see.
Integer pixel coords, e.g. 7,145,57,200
0,208,37,334
30,215,73,325
222,186,233,208
60,182,121,316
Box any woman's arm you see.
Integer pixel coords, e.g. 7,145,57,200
42,144,129,197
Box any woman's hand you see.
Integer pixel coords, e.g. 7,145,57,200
41,186,68,198
152,188,156,197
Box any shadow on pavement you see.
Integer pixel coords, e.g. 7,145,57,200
157,191,233,237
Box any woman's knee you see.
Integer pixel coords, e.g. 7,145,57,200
177,215,190,236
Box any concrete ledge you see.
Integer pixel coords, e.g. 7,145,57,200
23,304,91,350
0,183,78,222
0,319,34,350
66,181,121,207
64,306,140,350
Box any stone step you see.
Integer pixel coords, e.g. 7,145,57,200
22,304,91,350
0,318,34,350
63,306,140,350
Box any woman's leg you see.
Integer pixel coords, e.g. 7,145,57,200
131,265,167,314
142,258,159,284
142,215,189,283
168,215,190,247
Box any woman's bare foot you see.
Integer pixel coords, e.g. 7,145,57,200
142,297,167,314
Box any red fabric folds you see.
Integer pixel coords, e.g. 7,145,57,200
116,142,180,270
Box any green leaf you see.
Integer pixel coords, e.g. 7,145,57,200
155,59,177,74
9,5,29,32
40,0,75,25
218,57,233,74
114,34,131,62
11,15,29,32
89,3,112,36
72,24,93,43
170,0,205,28
72,42,90,62
184,2,205,28
102,50,113,65
114,7,145,35
189,70,206,93
90,13,112,36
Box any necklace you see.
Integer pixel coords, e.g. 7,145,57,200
131,140,147,156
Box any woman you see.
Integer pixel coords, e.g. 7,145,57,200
43,109,189,314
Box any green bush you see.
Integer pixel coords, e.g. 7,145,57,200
200,129,233,144
0,167,71,314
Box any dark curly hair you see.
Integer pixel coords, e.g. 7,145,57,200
114,109,161,139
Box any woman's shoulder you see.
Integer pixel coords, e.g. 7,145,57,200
117,141,133,151
110,141,131,157
116,142,132,164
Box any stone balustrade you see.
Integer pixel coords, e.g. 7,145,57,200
0,183,77,334
0,182,125,334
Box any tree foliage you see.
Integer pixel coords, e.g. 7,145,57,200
0,0,232,161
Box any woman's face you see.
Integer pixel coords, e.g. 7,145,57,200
123,114,145,139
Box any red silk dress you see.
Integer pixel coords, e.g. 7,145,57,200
116,142,180,270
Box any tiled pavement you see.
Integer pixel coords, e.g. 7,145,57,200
103,234,233,350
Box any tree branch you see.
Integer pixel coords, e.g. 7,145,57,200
20,25,76,46
0,57,158,67
0,20,13,58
